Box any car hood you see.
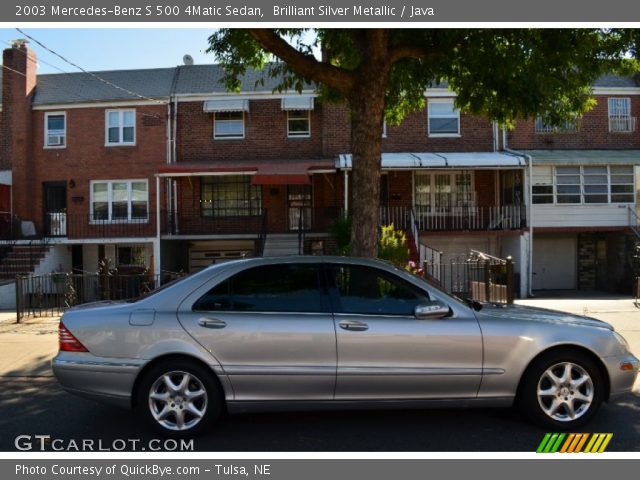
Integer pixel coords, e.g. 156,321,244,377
476,303,614,331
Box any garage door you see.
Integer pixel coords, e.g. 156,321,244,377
532,236,577,290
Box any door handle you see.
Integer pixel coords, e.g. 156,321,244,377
338,320,369,331
198,318,227,329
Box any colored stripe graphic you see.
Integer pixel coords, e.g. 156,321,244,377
538,433,613,453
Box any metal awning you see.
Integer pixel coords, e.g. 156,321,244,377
521,150,640,166
203,99,250,112
281,96,315,110
337,152,526,169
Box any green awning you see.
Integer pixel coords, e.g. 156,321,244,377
520,150,640,166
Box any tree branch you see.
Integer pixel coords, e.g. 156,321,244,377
388,44,439,64
248,29,355,94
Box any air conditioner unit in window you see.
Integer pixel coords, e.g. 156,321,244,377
47,135,65,146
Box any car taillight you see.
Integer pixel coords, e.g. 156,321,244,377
58,322,88,352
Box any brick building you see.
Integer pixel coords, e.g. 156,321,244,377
0,40,638,296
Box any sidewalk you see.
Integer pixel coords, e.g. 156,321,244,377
0,313,59,377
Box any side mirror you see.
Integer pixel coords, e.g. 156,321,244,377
415,301,450,320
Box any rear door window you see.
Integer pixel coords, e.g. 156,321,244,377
193,263,325,313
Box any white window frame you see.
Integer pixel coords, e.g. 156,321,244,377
534,116,578,134
214,111,245,140
427,98,461,137
90,179,149,223
549,165,636,205
105,109,136,146
414,171,476,212
286,109,311,138
608,97,633,133
44,111,66,149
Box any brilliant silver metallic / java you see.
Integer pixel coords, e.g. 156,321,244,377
51,256,639,436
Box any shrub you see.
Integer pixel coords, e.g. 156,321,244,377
378,224,409,267
330,216,352,256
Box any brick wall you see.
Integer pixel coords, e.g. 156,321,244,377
16,104,167,234
508,95,640,150
177,100,326,163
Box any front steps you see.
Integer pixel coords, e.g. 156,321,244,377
262,234,303,256
0,244,50,279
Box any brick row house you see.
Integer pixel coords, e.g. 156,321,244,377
0,41,638,297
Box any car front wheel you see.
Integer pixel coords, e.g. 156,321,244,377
137,359,222,436
519,350,605,429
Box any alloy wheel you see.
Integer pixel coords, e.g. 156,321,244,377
536,362,594,422
148,370,208,431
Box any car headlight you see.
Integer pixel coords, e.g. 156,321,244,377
613,331,630,351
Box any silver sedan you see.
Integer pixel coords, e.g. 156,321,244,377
52,256,639,436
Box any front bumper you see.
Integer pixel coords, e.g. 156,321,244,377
603,353,640,401
52,352,144,409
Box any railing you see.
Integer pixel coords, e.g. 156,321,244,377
56,214,155,239
422,250,515,304
165,209,264,236
380,206,410,229
419,243,443,283
255,210,268,256
16,271,184,321
629,206,640,240
164,207,343,237
414,205,526,231
609,116,637,133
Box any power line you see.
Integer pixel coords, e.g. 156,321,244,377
1,63,25,76
1,39,68,74
16,29,167,105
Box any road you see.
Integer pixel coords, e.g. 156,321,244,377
1,292,639,452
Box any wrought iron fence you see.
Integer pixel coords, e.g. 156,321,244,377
16,271,184,321
422,251,515,304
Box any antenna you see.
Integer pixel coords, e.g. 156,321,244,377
182,54,194,66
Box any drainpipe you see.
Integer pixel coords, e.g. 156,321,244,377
502,128,534,298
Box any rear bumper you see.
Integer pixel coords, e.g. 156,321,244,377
52,352,144,409
603,353,640,401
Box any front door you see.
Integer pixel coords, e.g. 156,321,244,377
327,262,483,400
177,262,336,401
43,181,67,236
287,185,312,231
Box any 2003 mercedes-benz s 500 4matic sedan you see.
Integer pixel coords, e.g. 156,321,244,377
52,256,639,435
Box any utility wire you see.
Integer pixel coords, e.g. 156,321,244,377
1,39,68,74
16,28,167,105
1,63,25,76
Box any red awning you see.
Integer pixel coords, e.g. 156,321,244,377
158,159,335,183
251,161,325,185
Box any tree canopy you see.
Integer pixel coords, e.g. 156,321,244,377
207,29,639,257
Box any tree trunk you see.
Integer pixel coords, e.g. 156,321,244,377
348,33,390,257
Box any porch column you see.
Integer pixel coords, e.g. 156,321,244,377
343,170,349,215
154,175,161,276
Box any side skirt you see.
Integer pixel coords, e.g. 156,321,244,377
226,397,515,414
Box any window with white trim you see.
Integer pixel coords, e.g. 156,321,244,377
106,109,135,145
610,166,635,203
91,180,148,222
534,116,578,134
414,171,475,212
287,110,310,138
44,112,66,148
540,165,636,205
531,166,554,204
608,98,634,132
214,111,244,139
428,99,460,136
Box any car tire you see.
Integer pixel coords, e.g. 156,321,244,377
136,359,223,437
518,349,605,430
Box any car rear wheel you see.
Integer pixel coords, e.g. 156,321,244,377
137,359,222,437
518,350,605,429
